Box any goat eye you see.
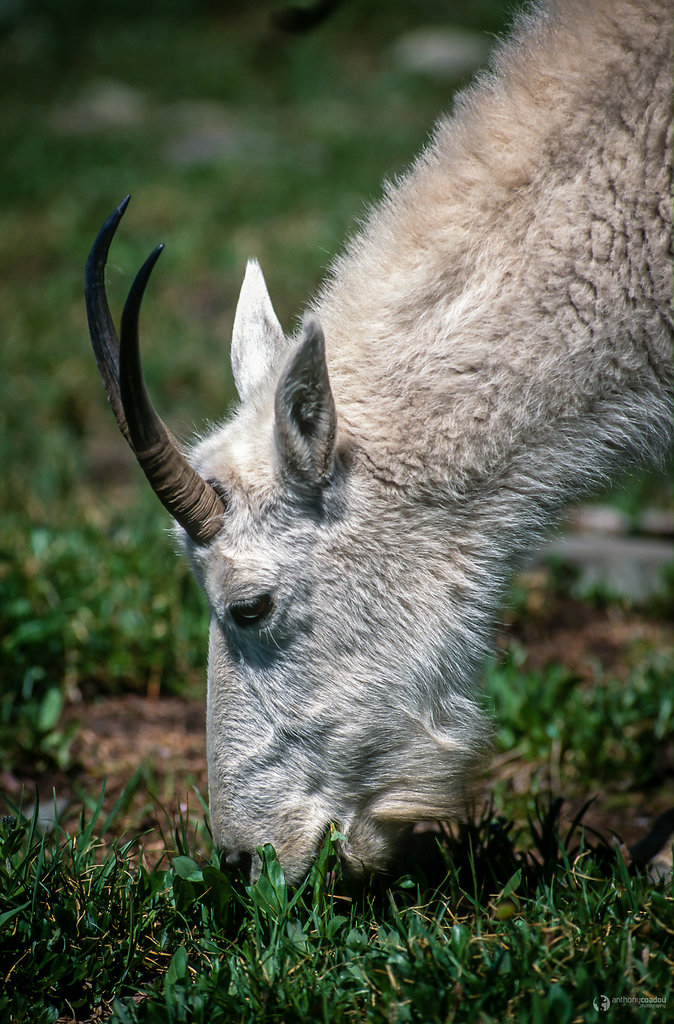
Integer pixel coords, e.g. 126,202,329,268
230,594,273,628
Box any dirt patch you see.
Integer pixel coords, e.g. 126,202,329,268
503,576,669,684
2,697,208,866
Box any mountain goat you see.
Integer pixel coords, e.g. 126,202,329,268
86,0,672,883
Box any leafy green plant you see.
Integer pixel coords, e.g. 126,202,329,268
0,507,208,774
1,790,671,1024
485,645,674,789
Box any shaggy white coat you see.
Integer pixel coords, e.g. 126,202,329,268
186,0,672,882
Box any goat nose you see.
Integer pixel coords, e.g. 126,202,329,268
223,848,253,879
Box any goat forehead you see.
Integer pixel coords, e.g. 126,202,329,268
203,544,270,593
193,404,278,496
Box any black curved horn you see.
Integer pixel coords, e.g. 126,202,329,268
85,198,227,544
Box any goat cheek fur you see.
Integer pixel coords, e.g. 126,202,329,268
87,0,673,884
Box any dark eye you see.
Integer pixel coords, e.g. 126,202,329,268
230,594,273,628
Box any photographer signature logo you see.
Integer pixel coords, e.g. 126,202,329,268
593,993,667,1013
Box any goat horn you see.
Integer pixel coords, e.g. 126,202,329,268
85,198,227,544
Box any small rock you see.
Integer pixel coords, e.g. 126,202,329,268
163,100,273,167
542,533,673,603
569,505,629,535
22,795,70,833
391,28,491,80
49,79,147,135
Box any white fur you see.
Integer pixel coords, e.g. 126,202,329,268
182,0,672,883
230,259,285,402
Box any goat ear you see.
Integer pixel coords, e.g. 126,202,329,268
231,259,285,402
274,315,337,485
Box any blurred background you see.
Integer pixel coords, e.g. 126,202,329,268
1,0,671,841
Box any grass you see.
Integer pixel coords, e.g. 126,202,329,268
0,1,672,1020
1,792,672,1023
486,645,674,790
